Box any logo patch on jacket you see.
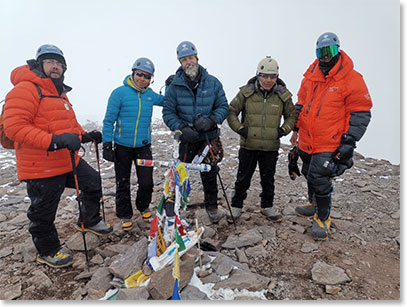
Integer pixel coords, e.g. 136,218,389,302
329,87,338,92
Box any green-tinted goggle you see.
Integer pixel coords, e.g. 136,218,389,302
316,45,339,60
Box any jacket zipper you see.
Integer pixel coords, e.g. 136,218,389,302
316,85,330,117
262,93,268,148
306,85,319,114
134,92,142,147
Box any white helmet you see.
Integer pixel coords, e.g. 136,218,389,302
256,56,279,75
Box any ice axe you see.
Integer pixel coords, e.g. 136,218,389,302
288,146,301,180
204,133,237,230
69,150,90,271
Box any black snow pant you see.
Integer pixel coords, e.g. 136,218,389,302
179,139,218,210
298,150,335,221
114,144,154,219
231,148,278,209
26,158,102,257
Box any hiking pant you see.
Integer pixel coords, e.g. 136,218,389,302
114,144,153,219
26,158,102,257
231,148,278,209
179,139,218,210
298,150,334,220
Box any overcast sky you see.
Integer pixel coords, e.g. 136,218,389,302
0,0,401,164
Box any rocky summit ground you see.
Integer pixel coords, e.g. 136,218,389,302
0,121,400,300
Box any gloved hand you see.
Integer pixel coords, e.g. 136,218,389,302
194,115,217,133
48,133,81,151
180,125,199,143
81,130,102,144
103,142,115,162
288,146,301,180
277,127,285,139
333,134,356,162
238,127,248,139
165,74,175,86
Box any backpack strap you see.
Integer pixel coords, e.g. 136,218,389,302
33,84,44,102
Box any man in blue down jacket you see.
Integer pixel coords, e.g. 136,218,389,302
163,41,229,223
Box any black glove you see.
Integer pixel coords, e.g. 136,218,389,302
165,74,175,86
180,125,199,143
277,127,285,139
333,134,356,162
288,146,301,180
103,142,115,162
194,115,217,133
81,130,102,144
48,133,81,151
238,127,248,139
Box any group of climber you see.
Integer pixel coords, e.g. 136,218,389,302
2,32,372,268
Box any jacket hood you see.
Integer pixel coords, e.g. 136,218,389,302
11,62,71,95
303,49,354,82
122,75,150,93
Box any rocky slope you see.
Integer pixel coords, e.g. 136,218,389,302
0,121,400,300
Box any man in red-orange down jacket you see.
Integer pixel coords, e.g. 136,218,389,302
3,44,112,268
290,32,372,240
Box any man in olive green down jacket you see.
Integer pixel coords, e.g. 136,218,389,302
227,56,298,222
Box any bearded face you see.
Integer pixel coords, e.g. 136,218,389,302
181,55,199,80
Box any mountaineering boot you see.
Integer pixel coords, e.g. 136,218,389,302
261,207,282,222
76,220,113,236
206,207,224,223
141,209,153,222
295,203,316,217
312,213,331,240
311,194,332,240
226,207,242,223
36,250,73,268
120,218,133,231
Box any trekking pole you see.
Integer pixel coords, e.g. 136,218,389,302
70,150,90,271
204,134,237,230
93,140,106,222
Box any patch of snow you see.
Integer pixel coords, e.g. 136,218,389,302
190,266,267,300
152,130,172,136
65,195,76,202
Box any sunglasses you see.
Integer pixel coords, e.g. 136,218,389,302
258,73,277,80
42,59,64,68
135,71,152,80
316,45,339,60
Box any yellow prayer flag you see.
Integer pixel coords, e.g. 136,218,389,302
176,162,188,184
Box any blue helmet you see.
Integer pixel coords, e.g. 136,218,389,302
132,57,155,76
35,44,66,67
316,32,340,49
176,41,198,60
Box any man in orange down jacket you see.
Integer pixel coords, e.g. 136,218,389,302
290,32,372,240
3,44,113,268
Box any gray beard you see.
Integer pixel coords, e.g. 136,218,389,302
184,64,199,80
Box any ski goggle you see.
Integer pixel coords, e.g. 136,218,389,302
316,45,339,60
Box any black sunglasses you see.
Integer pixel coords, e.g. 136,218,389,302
258,73,277,79
135,71,152,80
